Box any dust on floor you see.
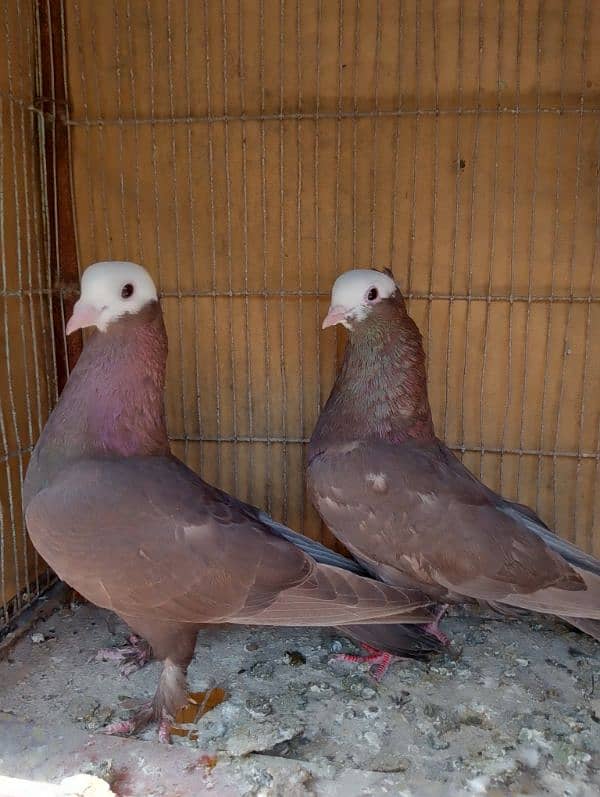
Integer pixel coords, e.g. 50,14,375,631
0,601,599,796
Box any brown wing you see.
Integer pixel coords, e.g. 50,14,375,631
307,438,597,614
26,455,432,626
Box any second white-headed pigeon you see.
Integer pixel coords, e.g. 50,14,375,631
307,268,600,665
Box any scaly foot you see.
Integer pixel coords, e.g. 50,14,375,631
421,604,450,646
334,642,400,681
103,701,172,743
95,634,153,676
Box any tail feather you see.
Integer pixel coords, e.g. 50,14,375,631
500,501,600,578
339,623,444,660
234,563,434,626
256,509,367,574
560,616,600,640
256,510,442,655
507,567,600,620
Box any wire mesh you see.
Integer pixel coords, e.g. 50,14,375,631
1,0,600,628
0,0,58,630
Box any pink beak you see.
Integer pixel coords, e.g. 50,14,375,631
322,305,348,329
65,301,101,336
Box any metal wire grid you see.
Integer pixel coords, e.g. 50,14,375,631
62,0,600,554
0,0,58,629
1,0,600,628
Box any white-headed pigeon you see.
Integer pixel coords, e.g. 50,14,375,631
307,268,600,662
23,262,438,740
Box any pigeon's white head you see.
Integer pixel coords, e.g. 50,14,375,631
66,261,158,335
322,268,398,330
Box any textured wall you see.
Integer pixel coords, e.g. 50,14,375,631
61,0,600,555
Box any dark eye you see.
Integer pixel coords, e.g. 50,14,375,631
121,283,134,299
367,287,378,301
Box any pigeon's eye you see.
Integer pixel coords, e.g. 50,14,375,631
367,287,378,301
121,283,134,299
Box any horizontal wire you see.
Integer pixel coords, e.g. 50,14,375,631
64,106,600,127
2,287,599,303
169,435,600,460
6,438,596,462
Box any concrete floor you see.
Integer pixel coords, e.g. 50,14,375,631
1,600,599,796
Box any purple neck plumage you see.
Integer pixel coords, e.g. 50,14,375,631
44,301,170,460
310,292,434,450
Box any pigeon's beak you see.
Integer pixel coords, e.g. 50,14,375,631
66,301,102,335
322,305,348,329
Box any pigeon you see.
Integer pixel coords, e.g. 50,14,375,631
307,267,600,655
23,261,437,740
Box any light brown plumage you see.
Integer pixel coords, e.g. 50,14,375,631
24,263,435,738
308,269,600,639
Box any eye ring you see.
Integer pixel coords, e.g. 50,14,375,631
367,287,378,302
121,283,134,299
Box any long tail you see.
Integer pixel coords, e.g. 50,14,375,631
234,563,434,626
256,509,367,574
339,622,445,659
504,567,600,620
500,500,600,577
254,509,443,656
559,616,600,640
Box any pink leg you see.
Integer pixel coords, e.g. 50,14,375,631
103,702,173,744
334,643,400,681
422,604,450,646
95,634,153,676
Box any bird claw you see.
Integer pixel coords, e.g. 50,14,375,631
95,634,152,676
102,718,137,737
103,701,173,743
332,643,399,681
422,604,450,646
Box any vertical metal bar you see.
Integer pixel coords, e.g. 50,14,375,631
0,89,22,614
21,2,45,596
331,0,345,385
389,0,404,272
184,0,203,473
555,0,589,538
351,0,360,265
313,0,322,423
113,0,130,258
220,0,239,495
459,0,482,453
279,0,289,520
88,2,112,257
406,0,421,297
536,0,567,518
37,0,81,393
72,0,98,263
499,0,523,496
125,0,145,262
426,0,440,409
516,0,544,505
165,0,188,460
238,0,253,503
443,0,464,443
144,0,163,289
369,0,382,267
3,0,33,600
204,0,223,483
478,1,504,480
259,0,272,512
295,0,304,529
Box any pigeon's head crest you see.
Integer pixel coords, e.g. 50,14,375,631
66,261,159,335
322,268,398,330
